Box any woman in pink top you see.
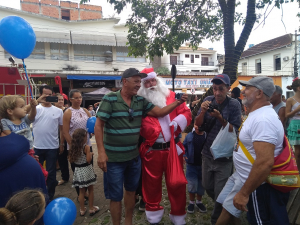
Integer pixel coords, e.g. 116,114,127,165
63,89,92,202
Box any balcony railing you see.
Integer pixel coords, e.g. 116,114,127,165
170,60,183,65
201,62,214,66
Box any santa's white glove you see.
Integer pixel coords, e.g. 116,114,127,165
169,121,178,132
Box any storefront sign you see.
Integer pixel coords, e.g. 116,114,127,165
161,78,213,88
73,80,116,88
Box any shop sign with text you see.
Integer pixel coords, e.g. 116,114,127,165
161,78,213,88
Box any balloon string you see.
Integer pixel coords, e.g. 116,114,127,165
22,59,33,99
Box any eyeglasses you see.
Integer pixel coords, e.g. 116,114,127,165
70,97,82,100
128,108,134,122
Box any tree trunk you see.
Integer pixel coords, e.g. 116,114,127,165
184,0,256,133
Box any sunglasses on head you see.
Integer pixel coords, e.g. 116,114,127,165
128,108,134,122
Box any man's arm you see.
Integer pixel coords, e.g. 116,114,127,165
233,141,275,211
147,94,188,117
278,107,286,129
94,118,108,172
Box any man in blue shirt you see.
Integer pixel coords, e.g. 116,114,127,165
195,74,241,225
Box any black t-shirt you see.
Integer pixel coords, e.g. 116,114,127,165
192,131,206,166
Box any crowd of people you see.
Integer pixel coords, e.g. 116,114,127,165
0,67,299,225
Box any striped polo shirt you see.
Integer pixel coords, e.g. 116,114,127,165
96,90,155,162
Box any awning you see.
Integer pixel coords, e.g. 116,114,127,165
35,30,71,44
67,75,121,80
115,34,128,47
71,32,116,46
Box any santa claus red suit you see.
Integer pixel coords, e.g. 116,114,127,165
138,68,192,225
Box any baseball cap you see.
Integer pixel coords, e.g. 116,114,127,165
211,74,230,86
239,76,275,97
121,68,147,80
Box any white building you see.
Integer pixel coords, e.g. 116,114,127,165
160,44,219,73
237,34,296,97
0,5,148,99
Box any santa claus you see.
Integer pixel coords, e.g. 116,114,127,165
137,68,192,225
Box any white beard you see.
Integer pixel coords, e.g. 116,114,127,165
138,77,170,108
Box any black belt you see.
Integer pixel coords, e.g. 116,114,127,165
74,163,89,168
151,136,180,150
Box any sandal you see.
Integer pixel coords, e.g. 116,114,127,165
58,180,68,186
89,206,100,216
80,207,87,216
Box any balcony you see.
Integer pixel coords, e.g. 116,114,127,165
170,60,183,65
201,62,214,66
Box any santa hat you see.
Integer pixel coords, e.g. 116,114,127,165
140,68,157,81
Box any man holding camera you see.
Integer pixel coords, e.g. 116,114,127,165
137,68,191,225
195,74,241,225
33,85,63,200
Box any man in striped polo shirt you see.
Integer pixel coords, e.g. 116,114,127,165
95,68,188,225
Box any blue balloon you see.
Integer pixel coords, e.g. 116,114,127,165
0,16,36,59
87,116,96,133
43,197,76,225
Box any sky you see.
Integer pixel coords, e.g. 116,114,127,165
0,0,299,54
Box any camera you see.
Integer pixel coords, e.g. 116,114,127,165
175,93,183,100
207,104,219,113
46,96,58,102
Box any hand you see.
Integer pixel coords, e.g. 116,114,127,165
169,121,178,132
59,145,64,155
177,93,188,104
33,155,39,162
30,99,38,107
97,152,108,172
37,94,47,103
183,156,188,164
233,191,249,212
201,101,211,113
209,109,222,119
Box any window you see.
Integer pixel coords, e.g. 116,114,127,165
61,9,70,20
195,55,199,58
274,55,281,71
74,45,112,61
50,43,69,60
185,54,189,58
255,59,261,74
191,70,199,72
116,47,146,62
191,55,194,63
5,43,45,59
242,62,247,75
201,57,209,66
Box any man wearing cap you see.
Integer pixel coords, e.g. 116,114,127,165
270,85,286,128
216,76,289,225
94,68,188,225
137,68,192,225
195,74,242,225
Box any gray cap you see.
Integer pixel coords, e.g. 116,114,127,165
121,68,147,80
239,76,275,97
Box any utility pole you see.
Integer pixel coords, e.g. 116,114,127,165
294,30,298,78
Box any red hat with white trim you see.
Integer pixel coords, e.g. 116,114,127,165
140,68,157,81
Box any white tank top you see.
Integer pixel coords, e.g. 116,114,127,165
291,97,300,120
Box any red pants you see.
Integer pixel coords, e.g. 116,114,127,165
142,150,186,224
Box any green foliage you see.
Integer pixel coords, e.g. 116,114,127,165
155,67,171,75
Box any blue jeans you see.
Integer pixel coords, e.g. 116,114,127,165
186,164,205,196
34,148,58,200
104,156,141,201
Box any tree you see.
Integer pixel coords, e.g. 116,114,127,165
81,0,299,132
155,66,171,75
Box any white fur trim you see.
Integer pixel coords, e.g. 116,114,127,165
158,115,171,142
142,72,157,81
169,213,186,225
173,114,188,131
146,209,164,223
176,144,183,155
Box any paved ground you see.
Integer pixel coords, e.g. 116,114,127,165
54,137,249,225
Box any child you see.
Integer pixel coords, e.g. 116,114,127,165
88,105,96,116
0,95,48,180
0,189,46,225
183,123,207,214
68,128,98,216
